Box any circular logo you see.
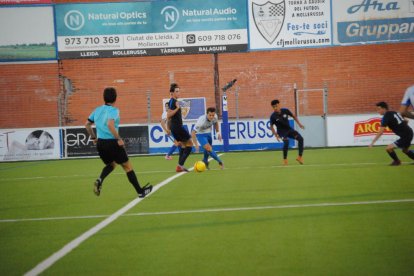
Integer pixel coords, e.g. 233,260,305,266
161,6,179,30
64,10,85,31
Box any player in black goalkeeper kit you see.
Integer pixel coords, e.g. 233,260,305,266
269,99,305,165
167,83,193,172
369,101,414,165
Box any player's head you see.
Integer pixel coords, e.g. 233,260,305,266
376,101,388,115
206,107,216,121
170,83,180,99
170,83,180,93
103,87,117,104
271,99,280,111
164,101,170,111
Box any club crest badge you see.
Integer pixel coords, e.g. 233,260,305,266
179,100,191,119
252,1,285,44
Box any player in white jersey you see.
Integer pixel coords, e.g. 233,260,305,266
191,107,223,169
399,84,414,119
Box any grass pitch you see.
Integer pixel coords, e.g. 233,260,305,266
0,147,413,275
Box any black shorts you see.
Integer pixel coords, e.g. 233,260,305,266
96,139,129,165
171,126,191,142
395,130,413,149
279,129,302,140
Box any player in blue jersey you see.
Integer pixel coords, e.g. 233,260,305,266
167,83,193,172
191,107,224,169
85,87,152,197
399,84,414,119
269,99,305,165
369,101,414,165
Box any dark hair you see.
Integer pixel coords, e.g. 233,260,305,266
103,87,117,104
271,99,280,106
206,107,216,113
376,101,388,110
170,83,179,93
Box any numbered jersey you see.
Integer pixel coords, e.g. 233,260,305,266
381,111,412,137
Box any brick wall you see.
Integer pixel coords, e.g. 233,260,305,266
1,42,413,128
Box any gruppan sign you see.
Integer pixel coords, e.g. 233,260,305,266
333,0,414,45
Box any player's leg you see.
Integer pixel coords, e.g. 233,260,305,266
180,138,193,166
292,131,304,164
282,137,289,165
94,140,117,196
178,127,193,169
197,134,221,167
206,135,223,168
171,128,189,172
165,144,177,160
118,151,152,197
386,143,401,166
402,147,414,160
399,132,414,161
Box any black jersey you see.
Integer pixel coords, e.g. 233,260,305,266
168,98,182,128
381,111,413,137
270,108,294,133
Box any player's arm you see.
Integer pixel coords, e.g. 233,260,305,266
369,126,385,147
191,130,199,152
269,124,281,141
291,114,305,129
399,105,414,119
85,119,98,144
160,118,171,135
107,119,123,146
214,122,222,141
167,101,180,119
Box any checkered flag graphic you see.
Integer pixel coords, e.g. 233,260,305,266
269,5,284,17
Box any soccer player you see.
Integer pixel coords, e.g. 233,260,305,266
167,83,193,172
161,102,179,160
399,84,414,119
85,87,152,197
191,107,224,169
269,99,305,165
369,101,414,165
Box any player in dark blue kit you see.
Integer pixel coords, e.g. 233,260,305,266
167,83,193,172
369,101,414,165
269,99,305,165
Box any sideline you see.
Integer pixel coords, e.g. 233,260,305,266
3,198,413,224
0,161,397,183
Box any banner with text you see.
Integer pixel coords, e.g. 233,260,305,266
55,0,247,59
327,114,414,147
149,118,295,154
248,0,332,50
0,128,61,161
333,0,414,45
64,125,149,158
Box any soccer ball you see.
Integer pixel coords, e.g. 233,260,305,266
194,161,206,172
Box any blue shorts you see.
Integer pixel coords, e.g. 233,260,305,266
196,133,212,147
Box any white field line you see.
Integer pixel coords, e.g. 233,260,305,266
3,198,414,224
23,155,221,276
24,171,185,276
126,198,414,217
0,161,393,182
